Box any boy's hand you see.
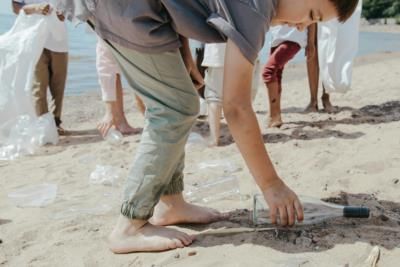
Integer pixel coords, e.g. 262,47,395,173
22,3,52,15
179,36,204,90
181,52,204,90
262,179,304,226
34,3,51,15
56,12,65,21
187,62,204,90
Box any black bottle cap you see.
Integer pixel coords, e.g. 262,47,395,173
343,206,370,218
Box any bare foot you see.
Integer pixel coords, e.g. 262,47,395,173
98,113,139,137
97,113,114,138
109,216,194,254
150,194,228,226
57,126,69,136
304,102,318,113
268,116,283,128
116,121,140,135
322,93,335,113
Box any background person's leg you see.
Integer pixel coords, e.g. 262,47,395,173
32,50,50,117
134,94,146,115
263,47,282,128
266,81,283,128
204,67,224,146
322,84,334,113
114,74,140,134
48,51,68,128
263,42,301,127
305,23,320,113
207,102,223,146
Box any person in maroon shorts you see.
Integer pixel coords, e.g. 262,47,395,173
263,24,321,127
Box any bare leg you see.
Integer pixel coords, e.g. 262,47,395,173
114,74,140,134
305,23,319,113
108,215,195,254
321,85,334,113
266,81,283,128
207,102,222,146
150,193,228,226
98,75,140,137
134,94,146,115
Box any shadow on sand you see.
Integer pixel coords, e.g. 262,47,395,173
181,192,400,253
193,101,400,147
57,128,143,147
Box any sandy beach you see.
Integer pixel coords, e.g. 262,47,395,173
1,39,400,266
360,20,400,33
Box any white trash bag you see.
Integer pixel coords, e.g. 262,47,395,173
0,113,58,160
318,0,362,93
0,11,61,160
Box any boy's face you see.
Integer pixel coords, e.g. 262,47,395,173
272,0,338,31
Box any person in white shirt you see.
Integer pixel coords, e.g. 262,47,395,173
12,0,68,133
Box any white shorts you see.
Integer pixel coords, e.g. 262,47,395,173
204,61,261,104
204,67,224,104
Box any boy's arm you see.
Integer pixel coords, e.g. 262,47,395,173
223,40,304,226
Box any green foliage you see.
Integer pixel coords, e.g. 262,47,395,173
363,0,400,19
396,15,400,24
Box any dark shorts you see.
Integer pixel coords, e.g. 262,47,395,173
262,41,301,84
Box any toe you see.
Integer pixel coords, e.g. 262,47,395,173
172,238,185,248
179,233,193,246
167,240,178,250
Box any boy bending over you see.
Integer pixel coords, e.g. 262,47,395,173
56,0,359,253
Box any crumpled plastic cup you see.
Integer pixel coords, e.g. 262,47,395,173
8,183,58,207
89,165,120,186
197,160,242,174
184,175,240,203
104,128,123,145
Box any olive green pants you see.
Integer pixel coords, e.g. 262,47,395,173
109,42,199,220
32,49,68,126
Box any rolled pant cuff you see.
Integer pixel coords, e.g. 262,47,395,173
162,176,184,196
120,201,154,220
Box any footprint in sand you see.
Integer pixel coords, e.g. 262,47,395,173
355,161,386,175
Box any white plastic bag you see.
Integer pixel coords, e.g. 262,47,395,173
0,113,58,160
89,165,120,186
0,11,61,160
318,0,362,93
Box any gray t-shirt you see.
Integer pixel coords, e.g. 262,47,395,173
58,0,277,63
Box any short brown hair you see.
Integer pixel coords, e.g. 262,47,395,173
329,0,359,22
